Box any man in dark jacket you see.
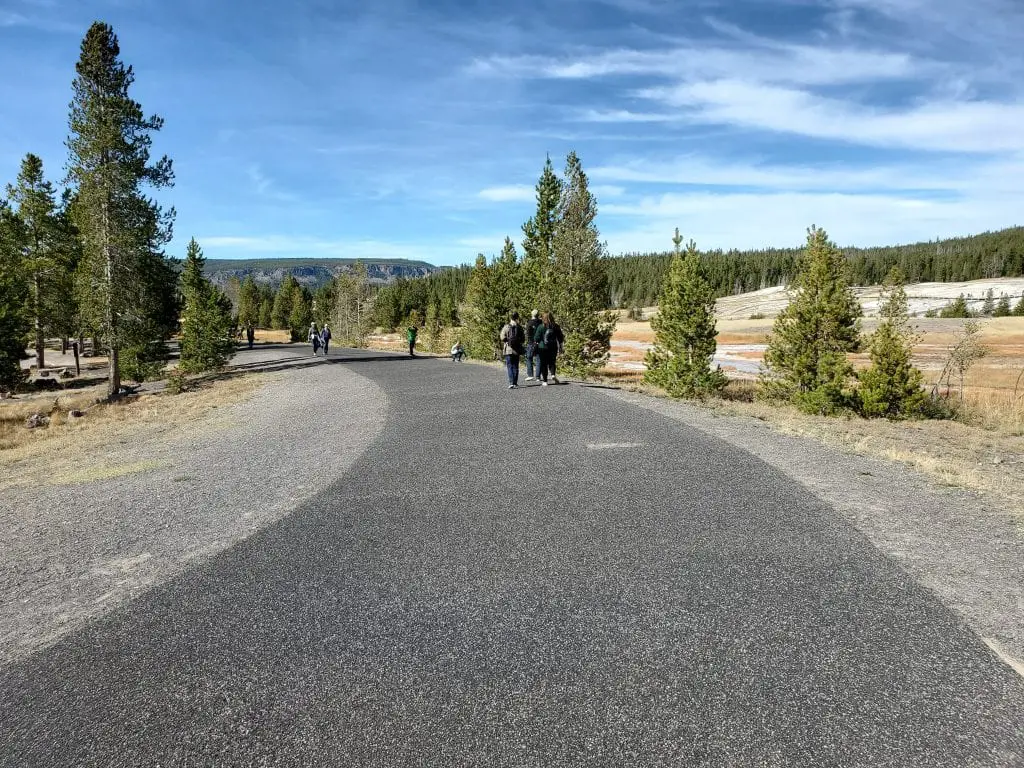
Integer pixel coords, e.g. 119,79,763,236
320,324,332,356
524,309,542,381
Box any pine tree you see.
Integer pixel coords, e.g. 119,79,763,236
178,238,233,373
258,294,273,328
939,295,971,318
521,155,561,312
333,261,371,346
66,22,175,397
858,268,926,418
645,229,726,398
236,276,261,328
271,276,296,329
762,226,862,414
288,285,312,342
6,154,73,370
981,288,995,316
550,151,616,377
464,254,504,359
0,202,30,391
313,281,336,326
1014,295,1024,316
993,294,1012,317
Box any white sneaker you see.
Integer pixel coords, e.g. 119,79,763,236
508,384,514,389
541,381,548,386
526,376,535,381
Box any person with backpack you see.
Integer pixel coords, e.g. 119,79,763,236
308,322,321,356
499,311,525,389
524,309,542,381
534,311,564,386
320,324,332,356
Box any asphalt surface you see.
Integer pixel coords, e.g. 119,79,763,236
2,348,1023,767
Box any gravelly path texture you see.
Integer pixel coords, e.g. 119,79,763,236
2,350,1023,767
0,346,386,664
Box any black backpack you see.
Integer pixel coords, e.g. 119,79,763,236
543,325,557,348
506,323,524,350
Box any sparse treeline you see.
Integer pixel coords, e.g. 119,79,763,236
379,226,1024,319
0,22,239,395
608,226,1024,308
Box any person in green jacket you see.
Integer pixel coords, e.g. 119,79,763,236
406,325,418,357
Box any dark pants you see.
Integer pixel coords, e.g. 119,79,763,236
312,338,320,355
525,343,537,377
409,341,416,356
504,354,520,386
322,340,329,355
539,349,556,381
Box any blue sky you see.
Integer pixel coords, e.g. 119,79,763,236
1,0,1022,266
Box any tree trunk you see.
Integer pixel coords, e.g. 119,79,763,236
108,344,120,398
34,275,44,370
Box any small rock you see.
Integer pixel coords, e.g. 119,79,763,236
24,413,50,429
992,456,1003,465
38,370,49,378
59,369,74,380
69,410,85,419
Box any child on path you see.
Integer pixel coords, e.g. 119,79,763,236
309,322,321,355
407,325,418,357
320,324,332,356
525,309,542,380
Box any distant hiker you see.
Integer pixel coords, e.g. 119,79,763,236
451,341,465,362
407,325,418,357
245,324,255,350
320,324,332,356
500,311,525,389
534,312,564,386
524,309,542,380
309,322,321,355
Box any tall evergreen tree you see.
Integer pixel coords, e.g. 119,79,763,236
762,226,862,414
65,22,175,397
858,268,926,418
550,151,616,377
464,253,504,359
288,285,312,342
645,229,726,398
236,276,261,327
993,294,1012,317
6,154,74,370
0,202,30,390
258,292,273,328
178,238,233,373
1014,295,1024,316
521,155,561,311
333,261,371,346
271,275,297,329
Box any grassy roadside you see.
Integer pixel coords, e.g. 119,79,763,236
0,374,264,489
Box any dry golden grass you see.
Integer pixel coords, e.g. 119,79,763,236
0,374,264,489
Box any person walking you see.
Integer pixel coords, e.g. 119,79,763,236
524,309,542,381
534,312,564,386
500,312,525,389
407,324,418,357
309,322,321,356
245,323,255,350
320,323,332,356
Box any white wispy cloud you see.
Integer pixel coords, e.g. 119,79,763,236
635,79,1024,152
478,185,535,202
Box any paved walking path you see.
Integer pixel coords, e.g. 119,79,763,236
2,347,1022,766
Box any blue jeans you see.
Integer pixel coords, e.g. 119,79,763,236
525,343,537,377
504,354,520,386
